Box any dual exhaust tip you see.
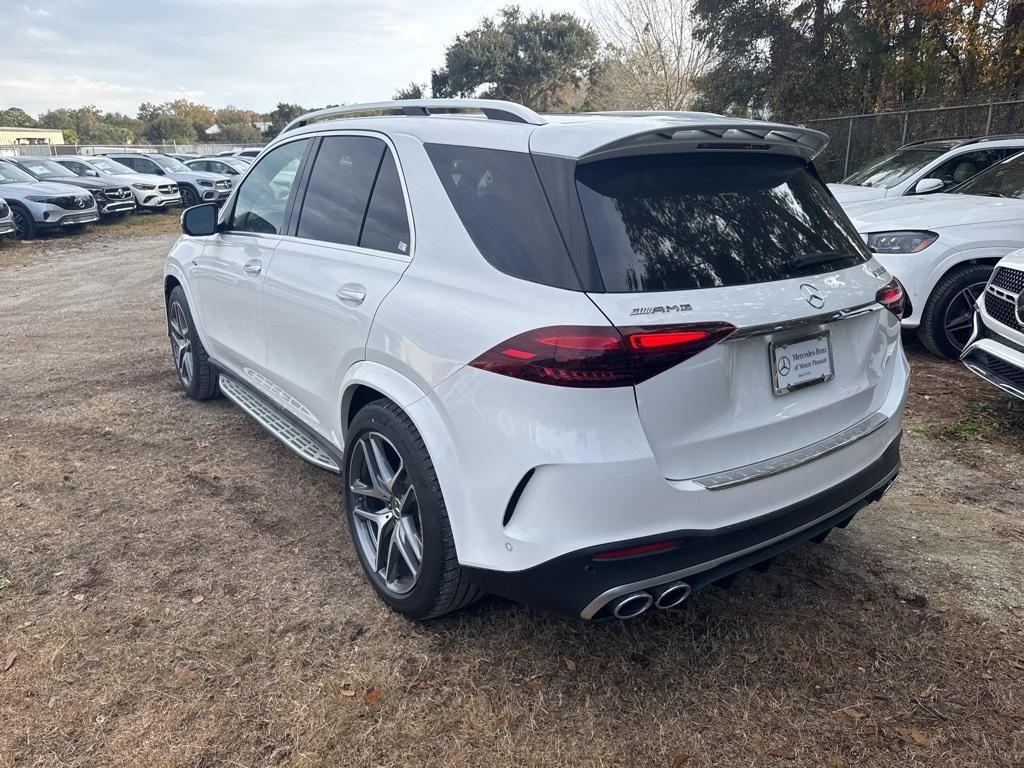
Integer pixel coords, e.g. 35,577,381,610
610,581,691,619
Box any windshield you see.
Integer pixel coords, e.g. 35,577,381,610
17,157,76,179
0,161,37,184
88,157,136,174
151,155,189,172
953,153,1024,199
843,148,946,188
576,153,871,292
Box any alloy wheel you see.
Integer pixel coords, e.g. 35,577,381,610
348,431,423,595
168,300,194,387
11,209,29,239
943,281,986,352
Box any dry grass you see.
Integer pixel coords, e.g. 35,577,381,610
1,233,1022,767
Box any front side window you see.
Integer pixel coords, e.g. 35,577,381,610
953,153,1024,199
230,139,309,235
90,158,135,174
919,148,1015,192
151,155,190,172
297,136,384,246
129,157,160,174
576,153,870,293
843,148,946,188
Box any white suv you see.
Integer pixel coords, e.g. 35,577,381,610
164,100,908,621
962,250,1024,399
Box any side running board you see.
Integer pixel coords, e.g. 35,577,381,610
218,374,341,473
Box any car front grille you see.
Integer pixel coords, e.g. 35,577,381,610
215,179,231,190
984,291,1023,332
992,266,1024,294
52,195,94,211
104,187,133,200
158,184,178,195
972,351,1024,391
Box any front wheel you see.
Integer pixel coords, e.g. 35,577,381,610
10,205,35,240
344,400,482,620
166,286,218,400
180,186,199,208
917,263,993,359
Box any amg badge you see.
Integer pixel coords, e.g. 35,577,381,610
629,303,693,317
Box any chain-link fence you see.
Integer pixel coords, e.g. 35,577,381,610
800,98,1024,181
0,142,264,158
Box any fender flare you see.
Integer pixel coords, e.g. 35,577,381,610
163,261,208,337
340,361,469,555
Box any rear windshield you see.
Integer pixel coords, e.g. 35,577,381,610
575,153,870,293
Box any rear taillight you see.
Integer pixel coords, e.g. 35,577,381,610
468,322,737,387
876,277,906,319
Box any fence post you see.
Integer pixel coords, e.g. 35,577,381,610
843,117,853,178
985,103,993,135
901,112,908,144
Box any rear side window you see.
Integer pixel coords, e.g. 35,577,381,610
426,144,580,289
297,136,383,246
576,154,870,293
359,149,410,254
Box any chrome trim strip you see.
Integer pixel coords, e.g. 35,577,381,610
690,412,889,490
728,301,881,341
580,469,898,619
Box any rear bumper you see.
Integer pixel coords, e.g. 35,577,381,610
466,435,901,619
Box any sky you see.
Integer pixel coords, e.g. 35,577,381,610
1,0,590,117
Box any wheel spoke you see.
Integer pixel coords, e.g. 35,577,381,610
350,478,386,501
369,435,402,494
399,516,423,564
358,438,389,499
375,517,396,573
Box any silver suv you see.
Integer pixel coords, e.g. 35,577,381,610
0,159,98,239
105,153,232,208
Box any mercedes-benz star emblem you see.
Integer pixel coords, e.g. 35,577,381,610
777,355,791,376
800,283,825,309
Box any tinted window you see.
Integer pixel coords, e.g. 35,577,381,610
230,138,309,235
297,136,383,246
426,144,579,289
924,148,1016,191
953,152,1024,199
359,149,410,254
576,154,870,293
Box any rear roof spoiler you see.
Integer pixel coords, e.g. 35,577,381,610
530,117,829,163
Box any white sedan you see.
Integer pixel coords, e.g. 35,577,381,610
844,152,1024,358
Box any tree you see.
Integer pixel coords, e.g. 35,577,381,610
265,102,308,136
394,82,426,99
586,0,713,111
0,107,37,127
431,5,600,111
145,113,198,143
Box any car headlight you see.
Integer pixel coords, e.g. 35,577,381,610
132,183,155,191
199,180,213,187
866,231,938,254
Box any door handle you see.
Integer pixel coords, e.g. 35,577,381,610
242,259,262,276
336,284,366,305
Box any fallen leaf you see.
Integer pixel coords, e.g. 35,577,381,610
340,683,356,698
191,595,204,604
173,663,193,679
750,733,764,745
767,746,796,759
72,593,85,602
910,729,932,748
564,658,577,671
831,756,847,768
363,687,381,706
671,754,690,767
525,677,541,691
741,652,759,664
2,651,17,672
832,706,867,727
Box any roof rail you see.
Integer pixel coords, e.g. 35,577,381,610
281,99,546,134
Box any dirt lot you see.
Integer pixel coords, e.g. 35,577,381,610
1,218,1023,767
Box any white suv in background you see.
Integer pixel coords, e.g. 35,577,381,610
51,156,182,212
962,251,1024,399
830,135,1024,203
164,100,908,621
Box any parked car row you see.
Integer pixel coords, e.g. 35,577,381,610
831,135,1024,401
0,150,259,240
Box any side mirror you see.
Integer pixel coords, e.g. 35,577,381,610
913,178,944,195
85,169,100,177
181,203,219,237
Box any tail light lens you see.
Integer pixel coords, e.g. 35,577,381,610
468,322,737,387
876,277,906,319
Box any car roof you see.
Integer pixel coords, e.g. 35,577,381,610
275,99,829,162
900,135,1024,151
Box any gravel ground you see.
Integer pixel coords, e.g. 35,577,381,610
1,220,1022,767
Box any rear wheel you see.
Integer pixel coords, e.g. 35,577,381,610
918,263,993,358
10,205,34,240
166,286,218,400
344,399,482,620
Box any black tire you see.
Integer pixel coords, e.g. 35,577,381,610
166,286,219,400
344,399,483,620
917,263,993,359
180,186,200,208
10,204,34,240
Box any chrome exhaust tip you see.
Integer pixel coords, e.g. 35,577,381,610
611,591,653,619
653,581,691,610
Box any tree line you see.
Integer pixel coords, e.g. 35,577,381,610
4,1,1023,145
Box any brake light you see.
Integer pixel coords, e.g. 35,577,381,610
469,322,737,387
592,539,678,560
876,277,906,319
